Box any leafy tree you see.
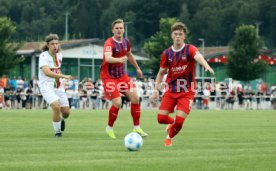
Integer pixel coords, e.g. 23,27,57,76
179,3,191,26
142,18,178,74
69,0,112,39
258,0,276,47
220,3,240,45
130,0,181,46
227,25,267,81
99,4,120,39
0,17,23,75
2,0,276,48
190,0,224,46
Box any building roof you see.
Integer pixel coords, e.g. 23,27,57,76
202,46,276,65
17,39,100,54
17,40,276,64
16,39,149,60
61,44,148,60
203,46,230,58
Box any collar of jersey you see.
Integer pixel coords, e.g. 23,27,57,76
47,51,59,67
171,43,185,52
112,36,123,43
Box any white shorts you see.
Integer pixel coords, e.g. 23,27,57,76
39,86,69,107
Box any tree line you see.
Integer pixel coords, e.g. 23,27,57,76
0,0,276,48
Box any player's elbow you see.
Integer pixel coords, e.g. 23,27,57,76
42,69,52,77
105,57,111,63
159,69,167,76
105,56,116,64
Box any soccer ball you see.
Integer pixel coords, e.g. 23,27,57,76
124,132,143,151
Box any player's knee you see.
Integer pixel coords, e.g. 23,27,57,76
51,103,61,113
112,101,121,108
62,110,70,118
130,95,139,104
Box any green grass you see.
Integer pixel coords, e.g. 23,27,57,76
0,109,276,171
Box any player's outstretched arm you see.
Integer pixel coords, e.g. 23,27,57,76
194,52,215,75
126,52,143,78
151,68,167,100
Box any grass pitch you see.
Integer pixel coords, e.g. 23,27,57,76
0,109,275,171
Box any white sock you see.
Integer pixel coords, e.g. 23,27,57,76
106,125,113,130
53,121,61,133
133,125,140,129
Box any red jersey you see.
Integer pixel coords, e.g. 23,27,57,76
160,44,198,93
100,36,131,79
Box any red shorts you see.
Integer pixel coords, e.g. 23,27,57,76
159,91,195,114
102,75,136,100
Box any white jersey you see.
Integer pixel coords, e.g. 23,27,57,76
38,51,63,89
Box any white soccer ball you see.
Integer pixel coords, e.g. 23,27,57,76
124,132,143,151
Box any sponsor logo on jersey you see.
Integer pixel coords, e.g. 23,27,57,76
182,54,187,61
106,46,111,52
171,65,187,72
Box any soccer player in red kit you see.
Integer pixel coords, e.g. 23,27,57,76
151,22,215,146
101,19,148,139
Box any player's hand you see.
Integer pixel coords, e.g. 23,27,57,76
205,67,215,75
118,56,128,63
136,68,143,78
63,75,73,80
151,90,159,100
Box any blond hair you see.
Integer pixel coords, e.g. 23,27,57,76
41,33,59,51
111,19,124,29
171,22,188,34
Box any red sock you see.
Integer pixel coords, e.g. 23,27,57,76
157,114,174,124
169,115,185,138
131,103,140,126
108,105,119,127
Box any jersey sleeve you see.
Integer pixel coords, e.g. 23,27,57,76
39,53,48,68
103,39,113,54
160,51,168,68
188,44,200,59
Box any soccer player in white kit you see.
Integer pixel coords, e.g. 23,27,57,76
38,34,72,137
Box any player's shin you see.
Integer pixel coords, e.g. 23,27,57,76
108,105,119,127
131,103,140,126
168,115,185,138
